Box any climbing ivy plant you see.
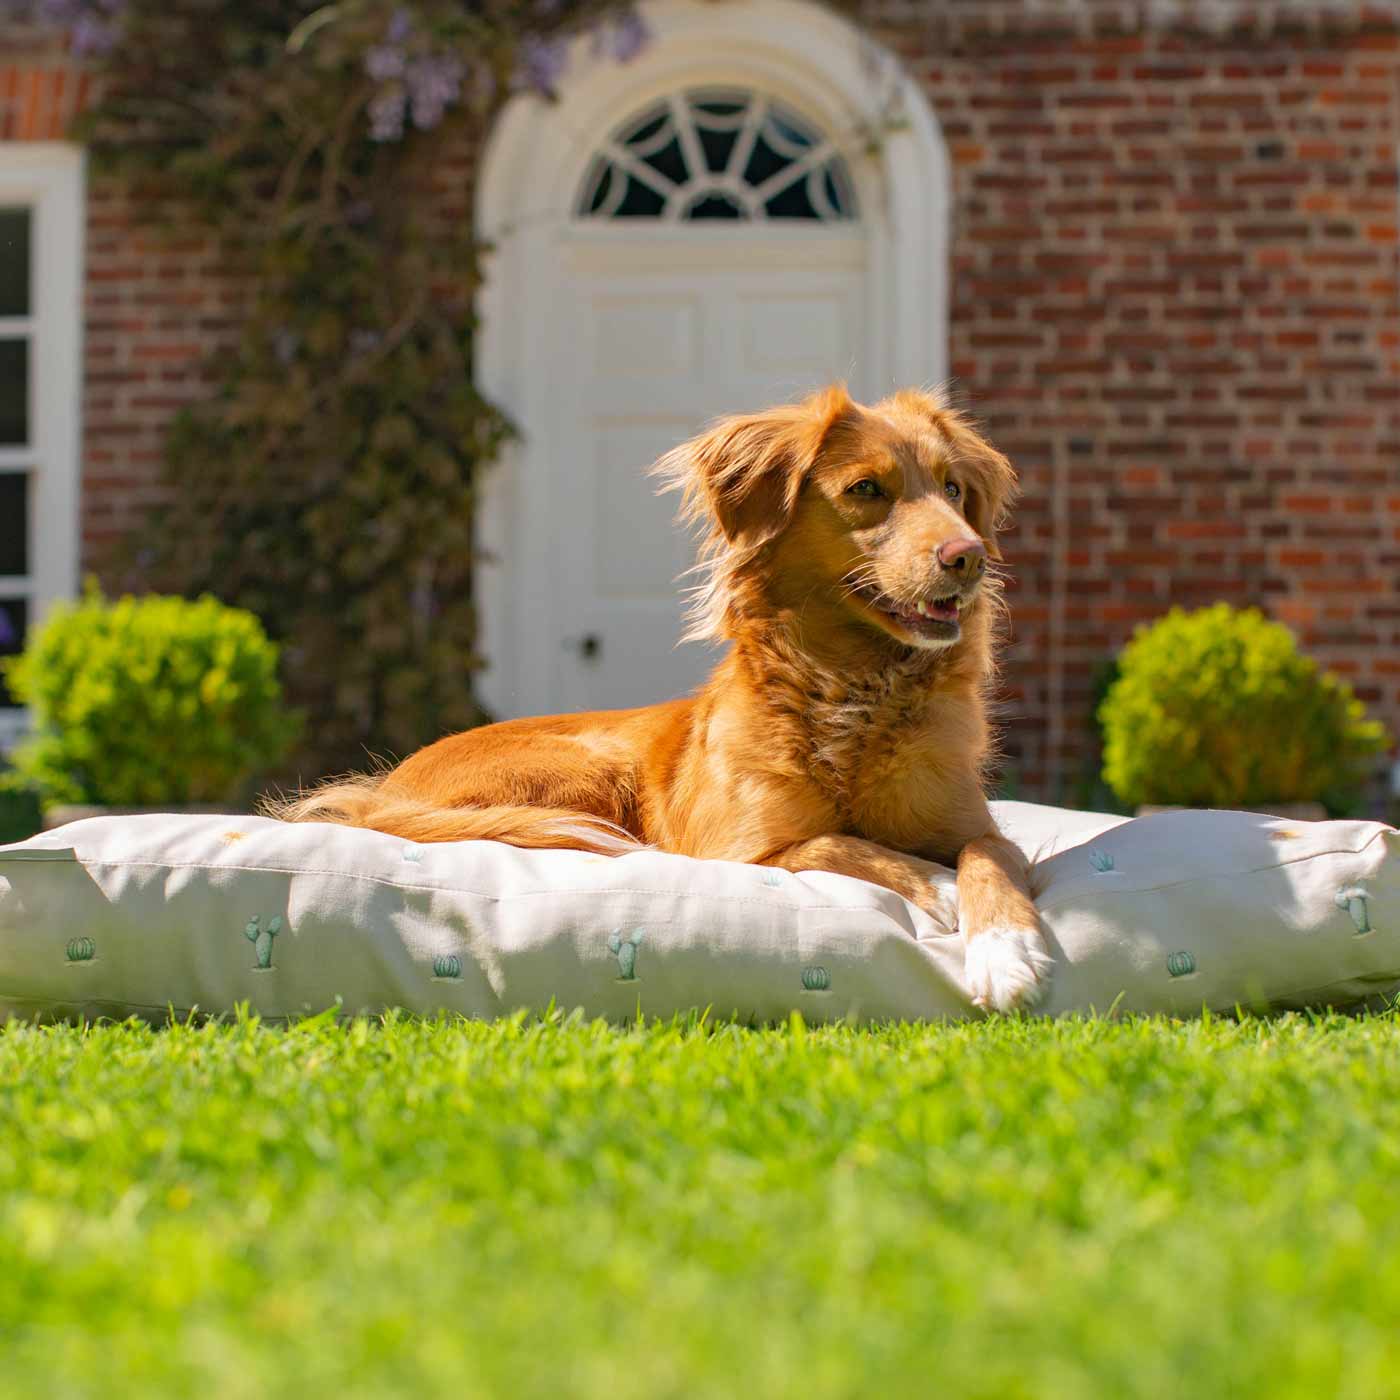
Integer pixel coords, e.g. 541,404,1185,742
5,0,645,779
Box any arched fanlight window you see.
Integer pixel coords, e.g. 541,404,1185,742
577,87,858,223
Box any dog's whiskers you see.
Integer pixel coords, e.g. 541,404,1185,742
840,564,883,600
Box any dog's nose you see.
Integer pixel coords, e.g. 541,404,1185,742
937,537,987,577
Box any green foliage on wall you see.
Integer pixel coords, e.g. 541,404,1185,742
54,0,642,779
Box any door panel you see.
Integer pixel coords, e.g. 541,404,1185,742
591,418,698,602
592,297,701,377
742,293,852,376
553,238,866,714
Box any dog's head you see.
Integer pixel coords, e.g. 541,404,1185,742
655,383,1017,655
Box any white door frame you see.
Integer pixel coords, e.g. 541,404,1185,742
473,0,950,718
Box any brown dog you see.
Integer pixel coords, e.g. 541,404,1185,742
276,384,1052,1010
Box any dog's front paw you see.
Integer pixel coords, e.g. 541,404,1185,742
964,924,1054,1013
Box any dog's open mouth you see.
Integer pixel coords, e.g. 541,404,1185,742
850,584,963,641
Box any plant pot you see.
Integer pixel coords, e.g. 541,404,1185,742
1135,802,1328,821
41,804,247,831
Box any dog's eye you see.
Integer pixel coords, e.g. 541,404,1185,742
846,479,883,499
944,480,962,502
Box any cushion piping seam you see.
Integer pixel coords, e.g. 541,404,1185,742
1038,827,1393,912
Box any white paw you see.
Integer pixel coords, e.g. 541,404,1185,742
964,924,1054,1013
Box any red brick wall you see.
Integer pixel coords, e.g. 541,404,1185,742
80,183,245,565
3,3,1398,803
868,2,1400,802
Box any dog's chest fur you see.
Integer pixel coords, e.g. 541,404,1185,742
784,661,988,852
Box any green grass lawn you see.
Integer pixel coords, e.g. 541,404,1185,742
4,1011,1400,1398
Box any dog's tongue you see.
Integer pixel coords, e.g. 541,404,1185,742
895,597,959,624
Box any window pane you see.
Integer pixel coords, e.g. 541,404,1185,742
686,193,747,221
615,176,666,218
0,474,26,575
765,177,820,220
640,136,687,187
578,90,858,223
0,339,28,445
0,208,29,317
0,597,26,707
742,133,788,188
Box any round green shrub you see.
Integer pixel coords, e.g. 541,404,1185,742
1098,604,1390,812
1,587,300,807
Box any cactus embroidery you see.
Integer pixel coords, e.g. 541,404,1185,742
1335,886,1373,936
759,870,786,888
1088,849,1115,873
401,845,424,863
1167,950,1197,979
801,966,831,992
432,954,462,980
608,927,645,981
244,914,282,970
65,936,96,963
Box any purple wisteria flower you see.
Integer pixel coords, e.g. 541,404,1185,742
595,8,650,64
365,42,407,82
516,34,569,95
368,87,407,142
25,0,126,54
359,0,649,139
405,54,463,130
69,10,115,53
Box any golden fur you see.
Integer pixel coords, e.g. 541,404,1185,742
272,384,1053,1010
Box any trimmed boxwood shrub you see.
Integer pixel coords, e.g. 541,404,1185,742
1099,604,1389,813
1,587,300,807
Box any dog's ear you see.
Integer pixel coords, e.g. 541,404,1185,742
880,389,1018,561
654,383,854,550
951,427,1017,562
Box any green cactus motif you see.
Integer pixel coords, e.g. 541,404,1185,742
1335,886,1373,936
432,954,462,980
759,870,786,888
244,914,282,970
801,966,831,992
65,936,96,963
402,845,424,863
608,927,645,981
1088,849,1115,873
1167,950,1197,979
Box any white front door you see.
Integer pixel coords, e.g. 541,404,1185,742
474,45,957,724
549,231,867,713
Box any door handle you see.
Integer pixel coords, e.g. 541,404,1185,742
563,633,602,661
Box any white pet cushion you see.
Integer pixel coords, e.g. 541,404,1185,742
0,801,1396,1024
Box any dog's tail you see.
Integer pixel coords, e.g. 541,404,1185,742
263,775,645,856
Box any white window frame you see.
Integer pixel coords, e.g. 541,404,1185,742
0,143,84,749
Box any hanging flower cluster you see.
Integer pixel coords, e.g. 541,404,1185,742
6,0,650,138
363,9,468,140
12,0,128,54
360,2,648,140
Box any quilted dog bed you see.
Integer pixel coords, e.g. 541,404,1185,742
0,801,1396,1024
